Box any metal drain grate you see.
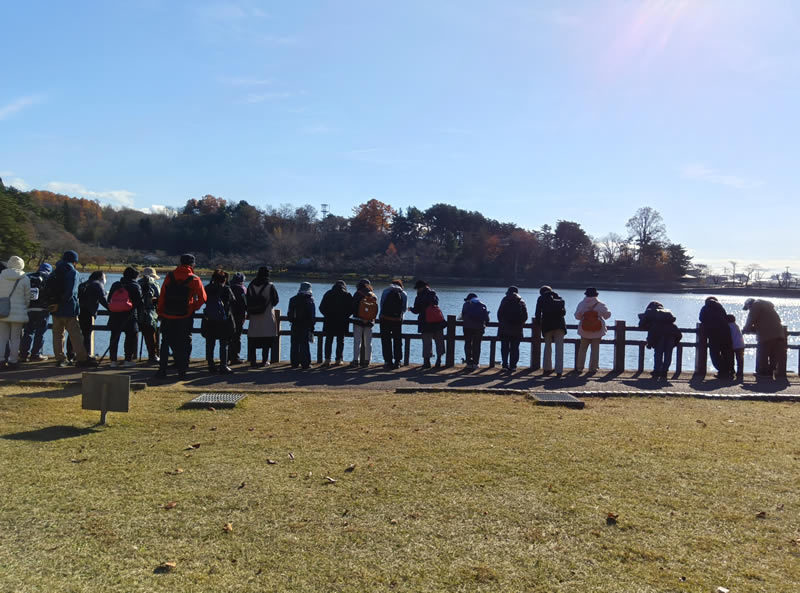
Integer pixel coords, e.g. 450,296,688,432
530,392,585,409
185,392,248,408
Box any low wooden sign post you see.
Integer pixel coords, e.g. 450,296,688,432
81,372,130,425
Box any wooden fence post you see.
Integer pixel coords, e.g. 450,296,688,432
777,325,788,378
271,309,281,364
613,320,626,372
445,315,456,368
316,328,324,363
694,322,707,376
530,318,541,371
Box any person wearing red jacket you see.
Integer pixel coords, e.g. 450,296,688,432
154,254,207,379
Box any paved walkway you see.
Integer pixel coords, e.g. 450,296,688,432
1,360,799,401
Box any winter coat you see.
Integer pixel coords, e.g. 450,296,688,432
0,263,31,324
27,271,49,312
535,291,567,335
52,260,80,318
79,279,108,317
351,288,378,328
319,283,352,333
574,296,611,339
699,299,732,346
729,322,745,350
136,277,159,329
201,282,236,340
107,278,144,332
742,299,784,343
638,306,682,348
497,294,529,339
157,265,206,320
409,287,445,333
229,283,247,321
246,280,280,338
379,285,408,321
287,292,316,330
460,298,490,331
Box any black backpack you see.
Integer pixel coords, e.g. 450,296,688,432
541,294,565,318
28,273,46,308
247,283,270,315
44,267,67,308
162,272,195,317
204,286,230,321
381,289,404,319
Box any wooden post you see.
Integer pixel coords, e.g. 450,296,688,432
271,309,281,364
530,318,541,371
316,329,323,363
404,336,411,366
675,345,683,374
489,339,496,368
637,343,645,372
613,320,626,372
445,315,456,368
777,325,788,378
694,323,707,376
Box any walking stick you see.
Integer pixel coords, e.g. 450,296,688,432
98,345,111,364
139,333,144,360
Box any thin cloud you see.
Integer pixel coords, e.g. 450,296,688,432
46,181,136,208
0,95,44,121
240,91,293,103
0,171,31,190
681,163,763,190
138,204,170,214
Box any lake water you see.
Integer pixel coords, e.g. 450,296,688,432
38,276,800,372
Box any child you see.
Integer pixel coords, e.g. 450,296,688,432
727,314,745,380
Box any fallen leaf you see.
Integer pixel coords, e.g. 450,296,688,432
790,538,800,546
390,518,398,525
165,468,185,475
70,458,88,464
288,473,298,478
717,587,730,593
267,459,278,465
324,476,337,484
696,419,707,428
208,406,216,412
154,561,176,573
248,427,255,431
342,509,349,517
210,426,217,431
184,443,201,450
344,464,356,473
237,482,246,490
756,511,767,519
606,513,619,526
190,425,196,430
776,503,784,511
223,522,233,533
288,452,295,460
163,501,178,510
336,410,341,414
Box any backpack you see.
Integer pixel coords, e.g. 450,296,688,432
77,281,90,306
541,294,565,318
139,278,156,310
44,267,67,310
162,272,195,317
247,283,270,315
358,292,378,322
28,273,45,307
581,303,602,332
108,284,134,313
204,287,229,321
381,289,404,319
424,304,445,324
463,299,487,324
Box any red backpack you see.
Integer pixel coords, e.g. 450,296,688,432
108,285,134,313
581,303,602,332
424,304,445,324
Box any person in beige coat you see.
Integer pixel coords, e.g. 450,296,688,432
0,256,31,368
574,287,611,372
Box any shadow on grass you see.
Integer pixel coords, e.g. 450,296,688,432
2,425,100,442
6,387,81,399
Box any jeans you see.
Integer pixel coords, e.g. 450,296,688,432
380,320,403,364
576,337,601,371
0,321,24,364
290,326,311,368
160,317,193,373
52,316,88,363
353,324,372,363
463,327,483,366
651,336,674,373
500,338,520,369
20,310,49,357
324,329,345,362
422,329,444,361
542,329,565,373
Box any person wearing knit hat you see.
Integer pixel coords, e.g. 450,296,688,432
287,281,316,369
535,286,566,376
350,279,378,368
107,267,145,368
19,262,54,362
50,251,98,368
138,268,161,364
319,280,353,366
460,292,489,369
227,273,248,365
497,286,528,372
246,267,280,367
0,256,31,368
180,253,195,266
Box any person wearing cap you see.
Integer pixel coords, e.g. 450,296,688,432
69,270,108,361
574,287,611,373
138,267,161,364
699,296,734,379
460,292,489,369
155,254,206,379
409,280,446,369
228,272,247,365
19,262,53,362
350,278,378,368
637,301,682,379
535,286,567,376
246,267,280,367
287,282,316,369
379,279,408,369
49,250,98,368
0,256,31,369
319,280,352,367
742,297,785,379
497,286,529,372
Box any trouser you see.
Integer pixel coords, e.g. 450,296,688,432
20,310,49,358
651,336,674,373
290,326,311,367
708,339,734,376
52,316,88,363
141,324,159,360
0,322,24,364
576,337,601,371
248,337,276,363
463,327,483,366
757,338,785,377
381,320,403,364
66,313,94,359
353,324,372,363
159,317,193,372
734,348,745,378
229,316,244,361
206,337,229,367
422,329,444,361
109,326,138,362
324,329,345,362
543,329,565,373
501,338,520,369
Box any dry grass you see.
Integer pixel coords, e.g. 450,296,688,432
0,384,798,592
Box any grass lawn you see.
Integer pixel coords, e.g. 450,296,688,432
0,384,798,593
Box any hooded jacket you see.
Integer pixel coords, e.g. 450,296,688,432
497,293,529,338
409,287,445,333
288,290,316,329
80,279,108,316
638,304,682,348
157,264,207,319
461,297,489,331
52,259,80,317
26,268,50,311
535,291,567,335
319,281,352,333
742,299,784,343
699,299,732,345
0,257,31,323
380,284,408,322
574,296,611,339
351,283,378,328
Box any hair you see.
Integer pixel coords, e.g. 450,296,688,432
88,271,104,282
726,314,736,323
391,278,404,288
123,266,139,280
211,268,228,284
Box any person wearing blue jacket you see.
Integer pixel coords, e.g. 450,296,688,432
19,263,53,362
49,251,98,367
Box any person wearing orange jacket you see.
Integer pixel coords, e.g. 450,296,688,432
154,254,206,379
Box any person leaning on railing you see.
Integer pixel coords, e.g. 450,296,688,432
574,287,611,373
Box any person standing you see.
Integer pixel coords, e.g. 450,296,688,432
637,301,682,379
202,269,236,374
574,287,611,373
350,279,377,368
535,286,566,377
155,254,206,379
319,280,352,367
460,292,489,369
246,267,280,367
107,267,144,367
228,273,248,365
497,286,528,372
138,267,161,364
19,263,52,362
409,280,446,369
379,279,408,369
699,296,734,379
742,298,786,379
728,314,745,381
47,251,98,368
287,282,316,369
0,256,31,369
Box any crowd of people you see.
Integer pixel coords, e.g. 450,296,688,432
0,251,788,381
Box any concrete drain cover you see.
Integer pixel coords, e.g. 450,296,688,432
185,392,248,408
530,392,585,409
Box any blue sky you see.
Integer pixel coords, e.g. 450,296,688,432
2,1,799,273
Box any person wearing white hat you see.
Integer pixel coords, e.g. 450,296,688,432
0,256,31,368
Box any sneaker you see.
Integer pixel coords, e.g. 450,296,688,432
154,369,167,379
383,362,393,370
349,361,359,368
18,355,28,363
177,370,187,379
229,358,243,365
421,361,431,369
6,362,19,370
147,356,160,365
360,361,370,368
122,360,136,368
76,358,99,368
333,359,343,366
218,366,234,375
31,354,47,362
55,359,70,368
393,362,401,369
321,360,331,368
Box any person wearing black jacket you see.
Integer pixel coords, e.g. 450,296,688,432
699,296,734,379
67,270,108,361
19,263,53,362
228,272,248,364
287,282,316,369
535,286,566,376
638,301,682,379
106,267,143,367
318,280,352,367
202,269,236,374
246,267,280,367
409,280,446,369
138,268,161,364
497,286,528,372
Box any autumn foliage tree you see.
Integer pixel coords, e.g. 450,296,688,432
351,199,396,233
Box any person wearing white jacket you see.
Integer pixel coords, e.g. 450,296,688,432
574,287,611,372
0,256,32,368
